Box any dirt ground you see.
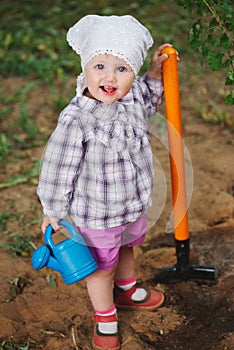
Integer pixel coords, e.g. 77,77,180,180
0,74,233,350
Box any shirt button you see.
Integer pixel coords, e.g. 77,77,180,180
127,126,134,138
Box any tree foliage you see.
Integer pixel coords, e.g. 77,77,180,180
177,0,234,105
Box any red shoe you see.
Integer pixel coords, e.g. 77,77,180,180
92,314,120,350
114,284,165,310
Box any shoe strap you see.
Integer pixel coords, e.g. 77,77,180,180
93,314,117,323
115,283,137,296
114,284,137,295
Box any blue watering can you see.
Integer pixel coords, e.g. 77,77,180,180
32,220,98,284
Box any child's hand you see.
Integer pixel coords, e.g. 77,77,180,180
147,43,173,80
41,215,60,234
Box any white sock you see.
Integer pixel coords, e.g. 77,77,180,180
98,321,118,334
131,288,147,301
115,279,147,302
117,281,136,291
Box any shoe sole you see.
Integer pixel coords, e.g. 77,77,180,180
92,325,120,350
92,340,120,350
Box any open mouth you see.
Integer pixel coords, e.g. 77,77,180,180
100,85,117,95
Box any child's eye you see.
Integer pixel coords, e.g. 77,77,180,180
118,66,127,72
96,64,104,70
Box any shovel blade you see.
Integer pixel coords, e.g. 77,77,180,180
154,264,216,283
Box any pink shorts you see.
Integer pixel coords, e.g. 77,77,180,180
77,215,147,270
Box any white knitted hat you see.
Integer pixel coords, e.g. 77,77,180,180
66,15,153,75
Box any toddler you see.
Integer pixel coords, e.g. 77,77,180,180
37,14,171,350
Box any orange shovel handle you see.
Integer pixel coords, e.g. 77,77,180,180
162,47,189,241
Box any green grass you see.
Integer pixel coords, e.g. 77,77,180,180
0,133,11,166
0,0,190,81
0,337,31,350
0,236,34,257
18,102,38,140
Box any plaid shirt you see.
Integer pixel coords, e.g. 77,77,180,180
37,74,164,228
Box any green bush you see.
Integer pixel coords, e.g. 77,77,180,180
177,0,234,104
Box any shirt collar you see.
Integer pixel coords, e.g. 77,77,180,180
116,89,134,105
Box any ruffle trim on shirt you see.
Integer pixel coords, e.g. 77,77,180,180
82,121,150,153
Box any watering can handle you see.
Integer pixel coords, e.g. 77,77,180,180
58,219,80,237
44,224,54,248
44,220,80,249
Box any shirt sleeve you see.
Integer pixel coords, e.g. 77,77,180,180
37,113,84,219
135,74,164,117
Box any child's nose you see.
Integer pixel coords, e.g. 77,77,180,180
105,69,117,83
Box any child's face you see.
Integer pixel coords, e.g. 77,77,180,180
84,54,135,104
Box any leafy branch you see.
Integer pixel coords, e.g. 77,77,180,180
177,0,234,104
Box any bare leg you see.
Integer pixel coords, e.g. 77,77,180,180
86,247,135,310
114,246,135,281
86,267,116,311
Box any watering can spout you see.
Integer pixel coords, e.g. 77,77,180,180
46,255,63,273
31,245,62,273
